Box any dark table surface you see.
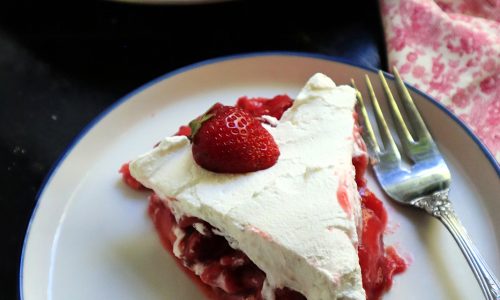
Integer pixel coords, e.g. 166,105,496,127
0,1,385,298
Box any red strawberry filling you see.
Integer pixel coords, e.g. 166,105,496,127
236,95,293,120
175,125,192,137
358,190,407,300
119,162,144,190
121,95,406,300
149,194,305,300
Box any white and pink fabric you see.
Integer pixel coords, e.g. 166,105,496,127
380,0,500,161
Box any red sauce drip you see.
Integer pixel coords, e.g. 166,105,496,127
352,157,407,300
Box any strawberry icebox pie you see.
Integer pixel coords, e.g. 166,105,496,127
120,73,406,300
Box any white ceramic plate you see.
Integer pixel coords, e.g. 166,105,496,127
21,53,500,300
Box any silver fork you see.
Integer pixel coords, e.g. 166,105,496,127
351,67,500,300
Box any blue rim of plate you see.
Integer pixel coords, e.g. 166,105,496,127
19,51,500,300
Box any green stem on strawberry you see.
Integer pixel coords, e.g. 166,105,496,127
188,113,214,141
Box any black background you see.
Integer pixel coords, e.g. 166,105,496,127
0,0,385,298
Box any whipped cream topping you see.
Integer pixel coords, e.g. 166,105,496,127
130,73,365,300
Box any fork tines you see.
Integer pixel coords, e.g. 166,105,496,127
351,67,437,165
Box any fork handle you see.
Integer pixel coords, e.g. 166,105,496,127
416,191,500,299
439,211,500,300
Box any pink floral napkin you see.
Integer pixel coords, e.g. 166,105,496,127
380,0,500,162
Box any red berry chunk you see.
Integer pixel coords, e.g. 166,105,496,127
236,94,293,120
175,125,192,136
119,162,144,190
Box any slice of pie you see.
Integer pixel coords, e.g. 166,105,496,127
125,73,405,300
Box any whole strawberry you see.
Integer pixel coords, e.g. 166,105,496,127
189,104,280,173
